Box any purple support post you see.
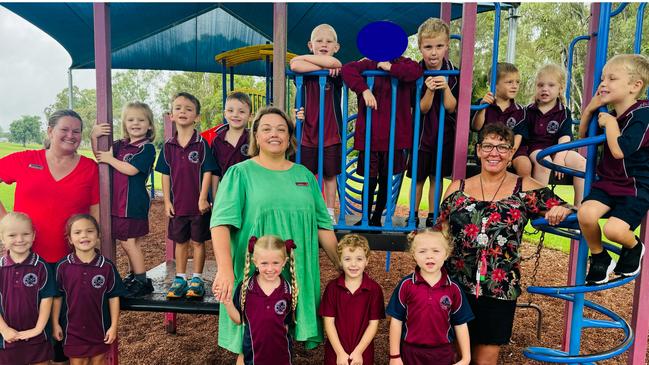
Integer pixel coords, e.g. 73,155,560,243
452,3,478,179
440,3,452,59
93,3,117,364
273,3,287,108
163,113,177,334
628,216,649,364
561,3,600,352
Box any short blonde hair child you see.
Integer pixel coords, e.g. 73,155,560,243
406,223,452,255
337,234,370,259
417,17,450,47
121,102,156,142
607,54,649,97
533,64,567,105
311,24,338,42
0,212,33,237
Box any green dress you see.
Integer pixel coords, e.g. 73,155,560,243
211,159,333,352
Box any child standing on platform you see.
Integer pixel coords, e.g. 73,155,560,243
407,17,459,227
210,92,253,198
291,24,343,223
387,227,473,365
156,92,219,299
319,234,385,365
578,54,649,284
92,102,157,298
525,64,585,206
471,63,531,177
52,214,125,364
341,50,422,227
223,235,298,365
0,212,56,365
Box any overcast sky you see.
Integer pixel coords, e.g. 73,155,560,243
0,6,96,130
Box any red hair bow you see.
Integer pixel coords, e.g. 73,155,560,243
247,236,257,253
285,239,296,253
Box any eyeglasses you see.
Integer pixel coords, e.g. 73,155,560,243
480,143,512,153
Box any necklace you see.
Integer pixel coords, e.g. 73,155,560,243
479,173,507,202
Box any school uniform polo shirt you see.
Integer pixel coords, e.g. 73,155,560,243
111,139,156,218
210,124,250,178
0,252,55,349
155,130,219,216
0,150,99,263
55,252,125,353
593,101,649,196
386,268,474,347
300,75,343,148
319,273,385,365
472,99,528,136
233,274,293,365
525,100,572,152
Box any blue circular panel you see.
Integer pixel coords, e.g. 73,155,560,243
357,21,408,62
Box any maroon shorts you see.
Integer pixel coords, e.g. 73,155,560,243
112,216,149,241
356,150,407,177
401,342,455,365
406,150,453,181
168,214,211,243
0,341,53,365
64,343,109,359
300,144,342,177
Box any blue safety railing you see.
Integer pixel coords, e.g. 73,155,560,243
566,35,590,113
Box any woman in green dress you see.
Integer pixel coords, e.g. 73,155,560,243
210,106,339,360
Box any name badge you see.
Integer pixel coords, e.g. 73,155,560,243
295,182,308,187
28,164,44,170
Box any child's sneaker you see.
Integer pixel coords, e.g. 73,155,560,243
125,278,154,298
167,277,188,299
585,250,616,284
614,238,645,277
186,277,205,299
123,272,135,287
425,213,436,228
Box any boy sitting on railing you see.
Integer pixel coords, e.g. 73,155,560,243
577,54,649,285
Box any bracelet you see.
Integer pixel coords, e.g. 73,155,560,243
389,354,401,359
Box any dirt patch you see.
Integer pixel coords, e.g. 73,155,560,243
116,200,646,364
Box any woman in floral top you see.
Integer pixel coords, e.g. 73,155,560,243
438,123,573,365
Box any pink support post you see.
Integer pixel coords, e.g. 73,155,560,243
440,3,452,24
628,216,649,364
92,3,117,364
452,2,478,180
561,3,600,352
162,113,177,334
273,3,287,108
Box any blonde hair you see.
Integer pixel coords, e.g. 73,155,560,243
121,102,156,142
606,54,649,98
533,64,567,105
489,62,519,85
240,235,298,323
311,24,338,42
406,223,452,255
248,106,296,158
417,17,450,47
0,212,34,237
337,234,370,259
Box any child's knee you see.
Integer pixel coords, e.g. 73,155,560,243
577,204,600,225
603,219,631,242
191,241,205,249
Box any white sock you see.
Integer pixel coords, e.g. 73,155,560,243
193,273,202,279
176,273,186,280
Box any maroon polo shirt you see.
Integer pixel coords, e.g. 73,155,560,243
416,58,459,153
111,139,156,218
386,268,474,347
0,252,55,350
233,274,293,365
300,75,343,148
210,124,250,177
341,57,423,152
472,99,528,135
55,252,125,354
155,130,219,216
593,102,649,196
525,100,572,152
319,273,385,365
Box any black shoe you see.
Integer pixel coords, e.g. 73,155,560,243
614,238,645,276
124,278,154,298
123,272,135,287
425,214,435,228
585,250,616,285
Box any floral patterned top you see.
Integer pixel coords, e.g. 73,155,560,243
438,178,564,301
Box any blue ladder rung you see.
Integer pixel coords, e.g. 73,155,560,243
531,213,579,230
523,347,596,365
528,274,637,295
582,318,626,330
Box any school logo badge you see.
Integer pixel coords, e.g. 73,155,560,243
439,295,452,310
188,151,200,163
274,299,288,315
123,153,134,162
240,143,249,156
23,273,38,287
506,117,517,129
92,275,106,289
547,120,560,134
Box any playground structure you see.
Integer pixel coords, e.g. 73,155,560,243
4,2,649,364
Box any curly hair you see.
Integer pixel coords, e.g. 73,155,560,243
406,221,452,254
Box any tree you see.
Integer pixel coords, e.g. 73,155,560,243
9,115,42,146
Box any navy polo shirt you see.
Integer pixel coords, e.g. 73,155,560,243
210,125,250,177
300,75,343,148
386,268,474,347
0,252,55,349
233,274,292,365
111,138,156,218
593,101,649,196
525,100,572,152
472,99,528,137
55,252,126,351
319,273,385,365
155,130,219,216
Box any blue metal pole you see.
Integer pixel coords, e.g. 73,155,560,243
489,2,501,93
432,83,446,221
317,75,326,189
295,75,304,164
635,3,647,54
339,84,350,226
408,78,424,228
566,36,591,107
384,77,398,227
361,76,375,227
229,66,234,92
